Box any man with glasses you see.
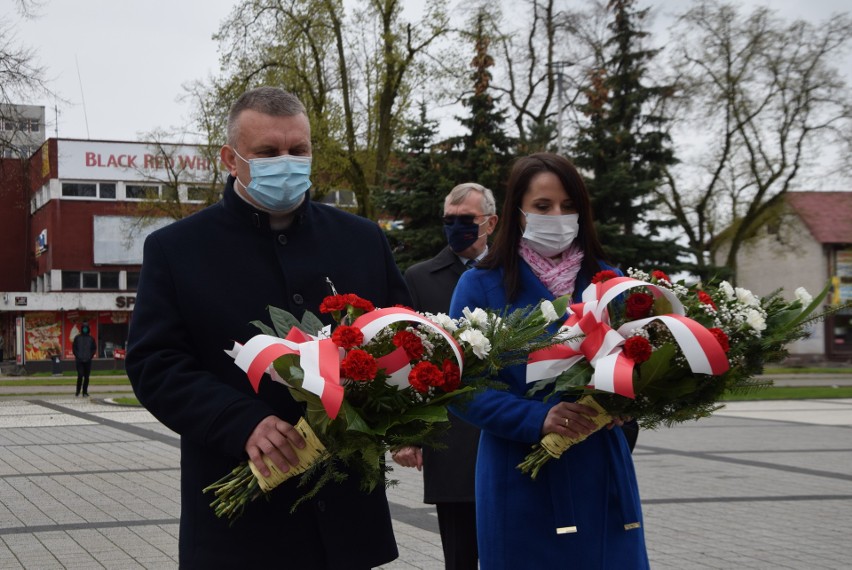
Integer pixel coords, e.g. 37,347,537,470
392,182,497,570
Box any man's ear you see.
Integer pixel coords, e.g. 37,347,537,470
486,215,499,235
220,145,239,177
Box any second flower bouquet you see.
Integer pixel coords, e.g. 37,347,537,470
517,269,843,478
204,292,569,522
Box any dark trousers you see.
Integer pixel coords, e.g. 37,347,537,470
622,419,639,452
75,360,92,395
435,502,478,570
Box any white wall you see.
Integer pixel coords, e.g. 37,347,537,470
733,210,827,355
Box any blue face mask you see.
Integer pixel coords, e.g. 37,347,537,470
233,149,312,212
443,215,489,253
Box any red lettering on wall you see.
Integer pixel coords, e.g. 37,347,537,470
85,152,97,166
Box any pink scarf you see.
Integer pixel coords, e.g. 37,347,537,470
519,241,584,299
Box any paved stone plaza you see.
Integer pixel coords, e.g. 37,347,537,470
1,396,850,569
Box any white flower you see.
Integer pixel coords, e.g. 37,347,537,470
627,267,651,282
735,287,760,307
745,308,767,332
428,312,458,333
540,300,559,323
719,281,735,300
794,287,813,307
458,329,492,359
462,307,490,329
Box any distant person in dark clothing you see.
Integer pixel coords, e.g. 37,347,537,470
72,324,96,397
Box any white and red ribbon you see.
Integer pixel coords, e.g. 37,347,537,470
526,277,730,398
226,306,465,420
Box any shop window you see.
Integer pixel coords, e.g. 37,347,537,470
62,271,81,289
100,272,119,289
100,183,117,199
126,184,160,199
62,182,97,197
82,272,99,289
127,271,140,290
99,322,129,359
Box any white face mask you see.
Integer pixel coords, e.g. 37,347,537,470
520,211,580,257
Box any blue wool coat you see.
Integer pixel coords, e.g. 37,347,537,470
127,179,410,569
449,260,649,570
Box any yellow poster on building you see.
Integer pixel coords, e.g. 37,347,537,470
24,312,62,361
41,141,50,177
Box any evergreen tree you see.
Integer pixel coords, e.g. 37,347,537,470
375,102,450,272
572,0,684,272
445,11,516,206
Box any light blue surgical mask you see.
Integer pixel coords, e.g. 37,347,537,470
233,149,312,212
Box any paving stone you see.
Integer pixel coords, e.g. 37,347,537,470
1,395,850,568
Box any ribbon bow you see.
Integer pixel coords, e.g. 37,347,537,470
526,276,730,397
227,306,464,420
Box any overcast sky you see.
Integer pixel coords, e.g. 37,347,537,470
8,0,851,144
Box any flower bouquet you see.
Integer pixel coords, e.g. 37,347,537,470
517,268,845,478
204,292,570,521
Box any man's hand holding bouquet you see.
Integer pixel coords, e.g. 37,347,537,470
518,268,847,478
204,291,570,521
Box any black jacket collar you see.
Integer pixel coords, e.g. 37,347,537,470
221,175,311,234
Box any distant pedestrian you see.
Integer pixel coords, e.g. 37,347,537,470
72,324,96,397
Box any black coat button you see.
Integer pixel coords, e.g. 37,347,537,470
277,234,287,245
316,500,326,512
293,294,304,305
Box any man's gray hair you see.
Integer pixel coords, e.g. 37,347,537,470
227,87,307,146
445,182,496,215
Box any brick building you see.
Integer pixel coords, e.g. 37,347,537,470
0,137,218,371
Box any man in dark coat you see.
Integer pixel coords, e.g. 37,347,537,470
392,182,497,570
72,323,96,397
126,87,410,569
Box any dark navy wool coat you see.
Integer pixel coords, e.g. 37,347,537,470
450,260,649,570
127,179,410,569
404,246,480,504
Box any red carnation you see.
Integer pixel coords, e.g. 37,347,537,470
652,270,671,282
340,349,378,382
623,336,653,363
344,294,375,312
331,325,364,349
708,327,730,353
440,359,461,392
319,295,349,313
626,292,654,319
408,361,443,393
393,330,425,360
592,270,618,284
698,290,718,310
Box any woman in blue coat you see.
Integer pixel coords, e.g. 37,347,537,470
450,153,649,569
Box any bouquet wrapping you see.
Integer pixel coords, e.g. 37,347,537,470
518,269,844,478
204,292,570,521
